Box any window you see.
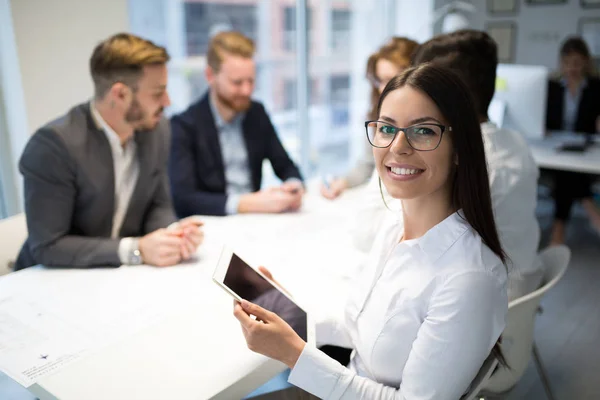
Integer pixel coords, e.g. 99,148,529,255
0,110,18,219
130,0,394,182
282,6,314,52
0,177,7,219
283,78,318,110
0,0,26,219
331,9,351,51
330,75,350,127
283,79,295,110
0,104,18,219
186,70,210,105
184,3,257,56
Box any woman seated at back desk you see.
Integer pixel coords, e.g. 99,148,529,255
546,36,600,245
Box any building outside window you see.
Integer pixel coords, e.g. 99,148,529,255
129,0,393,180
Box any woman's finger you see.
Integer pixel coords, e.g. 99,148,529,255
180,243,190,260
234,302,258,329
240,300,275,322
258,266,273,280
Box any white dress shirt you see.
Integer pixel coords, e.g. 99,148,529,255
288,212,508,399
208,96,252,215
480,122,542,299
349,170,394,253
90,104,139,263
561,78,587,131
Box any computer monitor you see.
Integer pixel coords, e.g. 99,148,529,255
489,64,549,139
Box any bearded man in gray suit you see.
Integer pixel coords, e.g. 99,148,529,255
16,33,203,270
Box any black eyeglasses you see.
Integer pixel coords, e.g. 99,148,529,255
365,120,451,151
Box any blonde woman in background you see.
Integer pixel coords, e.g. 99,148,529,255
321,37,419,200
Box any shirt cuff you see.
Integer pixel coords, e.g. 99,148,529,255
288,345,351,399
225,194,241,215
118,237,136,265
285,177,303,187
315,314,351,348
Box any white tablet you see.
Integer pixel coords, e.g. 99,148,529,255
213,246,315,346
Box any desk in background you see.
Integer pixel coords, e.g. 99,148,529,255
527,131,600,175
0,188,371,400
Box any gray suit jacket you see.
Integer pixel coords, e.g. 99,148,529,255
15,102,177,270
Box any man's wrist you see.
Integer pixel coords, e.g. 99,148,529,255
130,238,143,265
226,194,242,215
236,193,254,214
119,237,143,266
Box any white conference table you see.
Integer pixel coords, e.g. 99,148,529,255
0,187,370,400
527,131,600,175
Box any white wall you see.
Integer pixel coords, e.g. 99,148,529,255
396,0,434,43
9,0,130,134
0,0,129,215
436,0,600,69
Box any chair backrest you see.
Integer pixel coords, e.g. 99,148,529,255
0,213,27,276
537,245,571,290
482,245,571,393
461,352,498,400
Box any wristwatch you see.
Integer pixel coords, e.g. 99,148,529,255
128,239,143,265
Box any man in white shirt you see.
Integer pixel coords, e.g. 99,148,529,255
412,30,542,300
16,33,203,270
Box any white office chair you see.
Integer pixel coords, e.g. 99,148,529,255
0,213,27,276
461,352,499,400
592,180,600,196
481,245,571,400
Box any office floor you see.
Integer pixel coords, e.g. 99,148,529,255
1,198,599,400
501,197,600,400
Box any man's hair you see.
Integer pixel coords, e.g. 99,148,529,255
207,31,255,72
412,30,498,118
90,33,170,99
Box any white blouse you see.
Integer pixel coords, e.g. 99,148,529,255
288,212,508,399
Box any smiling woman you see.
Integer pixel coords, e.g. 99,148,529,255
371,86,456,217
234,64,508,400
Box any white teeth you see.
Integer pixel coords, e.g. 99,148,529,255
390,167,421,175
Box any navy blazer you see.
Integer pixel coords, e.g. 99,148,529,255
546,77,600,134
169,93,303,217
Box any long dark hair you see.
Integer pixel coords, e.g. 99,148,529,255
377,63,508,365
559,36,594,76
411,29,498,120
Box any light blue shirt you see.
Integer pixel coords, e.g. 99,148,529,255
209,96,252,214
561,78,587,131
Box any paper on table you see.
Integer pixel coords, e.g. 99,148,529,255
0,266,198,387
0,296,90,387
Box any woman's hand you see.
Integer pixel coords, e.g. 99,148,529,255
258,266,293,297
320,178,347,200
233,300,306,369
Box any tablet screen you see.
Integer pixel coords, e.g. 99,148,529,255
224,254,308,341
